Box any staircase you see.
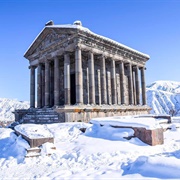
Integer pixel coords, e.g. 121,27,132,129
22,108,60,124
25,147,41,158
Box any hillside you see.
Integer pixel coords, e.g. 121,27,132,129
147,81,180,116
0,98,29,122
0,80,180,122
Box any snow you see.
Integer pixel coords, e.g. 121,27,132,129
147,81,180,115
49,24,150,58
15,124,53,138
1,120,180,179
1,80,180,124
24,22,150,59
0,98,29,122
90,115,161,130
147,80,180,93
1,80,180,178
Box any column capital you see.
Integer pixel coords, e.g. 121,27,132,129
63,51,71,56
75,38,82,51
99,54,106,59
132,64,139,69
88,50,94,55
139,66,146,70
45,59,50,65
53,56,59,60
75,44,81,50
124,62,131,67
29,65,36,69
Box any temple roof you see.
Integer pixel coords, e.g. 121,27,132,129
24,21,150,60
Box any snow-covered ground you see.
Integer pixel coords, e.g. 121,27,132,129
0,81,180,178
1,119,180,179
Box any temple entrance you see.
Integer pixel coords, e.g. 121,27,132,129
70,73,76,105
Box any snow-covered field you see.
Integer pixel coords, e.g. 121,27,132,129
0,81,180,179
1,120,180,179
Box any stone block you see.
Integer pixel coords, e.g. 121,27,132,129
15,129,54,148
133,127,164,146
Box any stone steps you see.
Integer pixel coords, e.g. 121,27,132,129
21,108,60,124
25,147,41,158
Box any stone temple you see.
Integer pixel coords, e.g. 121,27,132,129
14,20,151,123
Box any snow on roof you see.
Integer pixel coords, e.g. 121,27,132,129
90,115,161,130
24,21,150,59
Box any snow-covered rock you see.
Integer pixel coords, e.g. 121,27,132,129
147,81,180,116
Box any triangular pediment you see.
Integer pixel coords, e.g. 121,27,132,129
32,32,69,54
24,27,76,59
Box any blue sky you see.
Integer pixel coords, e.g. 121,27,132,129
0,0,180,101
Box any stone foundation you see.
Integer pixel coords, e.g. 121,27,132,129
56,105,151,122
14,105,151,124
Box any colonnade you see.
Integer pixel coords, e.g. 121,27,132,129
29,47,147,108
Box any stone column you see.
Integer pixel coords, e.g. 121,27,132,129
88,51,95,104
132,67,136,105
111,59,117,104
45,60,50,107
116,74,121,104
37,64,42,108
54,56,60,106
119,62,125,104
75,46,83,104
127,63,134,105
30,66,35,108
86,67,89,104
64,53,71,105
135,65,140,105
50,64,54,107
140,67,146,105
97,69,101,105
101,55,107,104
41,67,45,107
107,71,112,105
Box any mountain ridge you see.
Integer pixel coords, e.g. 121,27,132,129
0,80,180,122
147,80,180,115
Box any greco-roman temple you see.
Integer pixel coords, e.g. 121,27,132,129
14,20,151,123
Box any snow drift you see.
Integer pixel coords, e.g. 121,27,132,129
0,121,180,179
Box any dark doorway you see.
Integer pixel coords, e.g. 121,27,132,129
70,73,76,105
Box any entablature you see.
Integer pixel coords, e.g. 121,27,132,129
77,30,149,63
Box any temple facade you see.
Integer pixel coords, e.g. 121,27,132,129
15,20,151,123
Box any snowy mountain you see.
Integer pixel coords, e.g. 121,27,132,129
0,98,29,122
0,80,180,122
147,81,180,116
